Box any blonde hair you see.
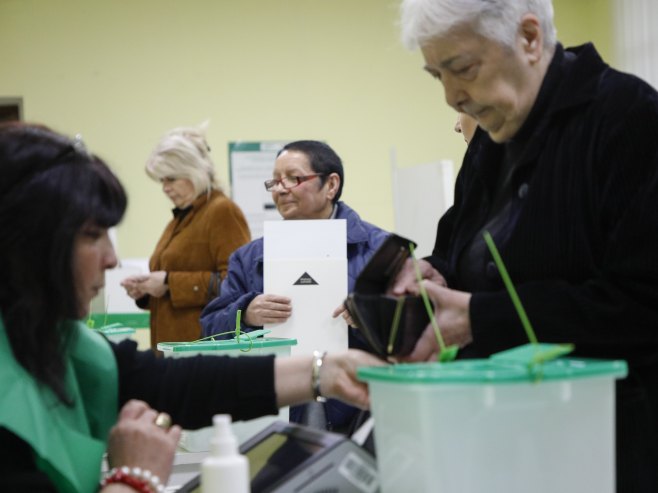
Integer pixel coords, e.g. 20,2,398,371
145,121,218,196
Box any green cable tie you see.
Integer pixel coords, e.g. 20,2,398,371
103,295,109,328
387,296,406,354
192,330,238,342
410,243,458,362
189,309,255,351
483,231,538,345
235,309,242,342
86,301,95,328
239,331,254,352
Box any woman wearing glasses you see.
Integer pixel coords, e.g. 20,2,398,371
0,123,385,492
200,140,389,433
121,123,251,349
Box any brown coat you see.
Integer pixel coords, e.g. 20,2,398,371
147,189,250,348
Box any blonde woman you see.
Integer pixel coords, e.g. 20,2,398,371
122,123,250,348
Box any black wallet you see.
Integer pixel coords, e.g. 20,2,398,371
346,233,431,358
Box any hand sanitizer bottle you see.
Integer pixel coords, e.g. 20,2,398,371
201,414,250,493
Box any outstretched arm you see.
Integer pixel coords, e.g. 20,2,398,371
274,350,387,409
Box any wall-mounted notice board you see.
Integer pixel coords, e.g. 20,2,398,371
229,141,289,239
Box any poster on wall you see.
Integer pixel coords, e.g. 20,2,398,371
228,141,288,239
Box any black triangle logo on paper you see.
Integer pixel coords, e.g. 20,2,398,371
293,272,319,286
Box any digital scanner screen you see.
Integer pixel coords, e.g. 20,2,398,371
247,432,324,492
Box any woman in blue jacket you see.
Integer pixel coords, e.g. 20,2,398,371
201,140,389,432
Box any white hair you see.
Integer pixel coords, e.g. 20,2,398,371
400,0,557,50
145,121,218,196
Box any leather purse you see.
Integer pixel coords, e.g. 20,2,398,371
345,234,431,358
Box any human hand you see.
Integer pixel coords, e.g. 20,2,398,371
106,400,181,488
401,281,472,362
332,302,356,327
390,258,447,296
320,350,387,409
120,275,149,300
131,271,168,299
244,294,292,326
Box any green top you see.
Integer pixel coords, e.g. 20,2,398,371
157,337,298,353
0,317,118,493
358,357,627,385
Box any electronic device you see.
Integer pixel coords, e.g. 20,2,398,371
176,420,379,493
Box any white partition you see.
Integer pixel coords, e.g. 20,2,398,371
613,0,658,90
103,259,149,313
391,155,454,258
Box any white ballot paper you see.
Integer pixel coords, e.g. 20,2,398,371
264,219,348,355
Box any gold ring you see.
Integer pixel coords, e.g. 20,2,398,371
154,412,172,430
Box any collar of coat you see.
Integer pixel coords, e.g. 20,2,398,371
171,189,222,219
469,42,609,179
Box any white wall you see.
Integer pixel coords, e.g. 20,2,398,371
613,0,658,89
391,156,454,258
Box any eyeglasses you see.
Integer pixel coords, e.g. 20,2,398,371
264,174,325,192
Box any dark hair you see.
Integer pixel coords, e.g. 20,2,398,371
0,122,127,404
277,140,344,204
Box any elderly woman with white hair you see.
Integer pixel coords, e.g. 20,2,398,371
122,124,250,348
392,0,658,490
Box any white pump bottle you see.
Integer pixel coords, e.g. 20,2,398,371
201,414,250,493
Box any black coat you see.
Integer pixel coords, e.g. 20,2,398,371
428,43,658,492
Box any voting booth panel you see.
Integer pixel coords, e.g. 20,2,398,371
391,159,454,258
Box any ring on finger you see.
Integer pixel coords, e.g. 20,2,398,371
154,412,172,430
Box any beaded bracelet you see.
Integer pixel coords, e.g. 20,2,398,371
101,466,165,493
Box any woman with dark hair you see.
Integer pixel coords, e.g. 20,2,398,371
200,140,389,433
0,123,384,492
0,125,128,404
